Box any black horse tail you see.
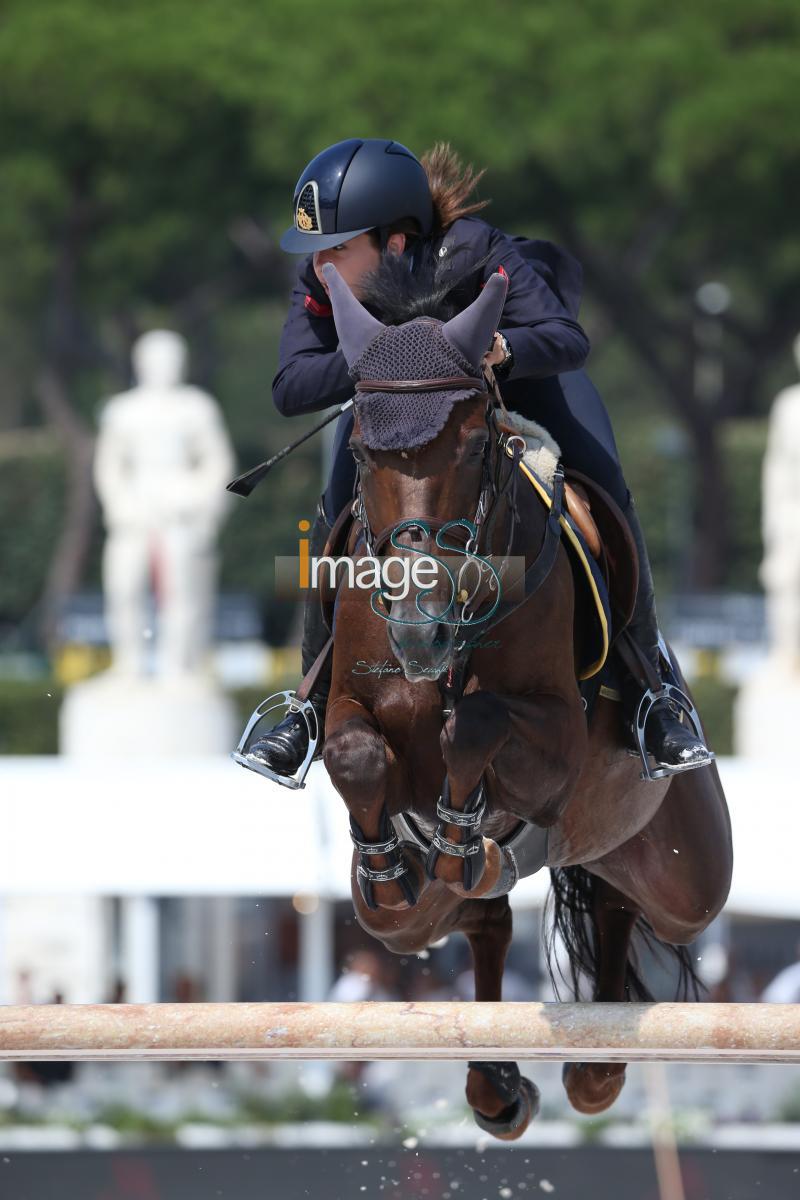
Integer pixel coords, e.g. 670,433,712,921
543,865,705,1002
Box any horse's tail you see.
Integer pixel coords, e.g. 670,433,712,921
543,865,704,1002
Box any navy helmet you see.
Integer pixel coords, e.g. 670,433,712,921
280,138,434,254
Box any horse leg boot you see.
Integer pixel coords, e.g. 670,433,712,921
462,897,541,1140
248,505,332,777
324,702,425,913
621,498,712,771
426,692,512,897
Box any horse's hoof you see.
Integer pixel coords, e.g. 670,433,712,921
562,1061,626,1114
473,1077,540,1141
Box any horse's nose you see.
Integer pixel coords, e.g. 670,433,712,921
386,610,453,680
387,616,449,653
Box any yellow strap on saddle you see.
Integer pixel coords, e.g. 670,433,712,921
519,462,610,680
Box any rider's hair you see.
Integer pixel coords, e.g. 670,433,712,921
421,142,490,234
369,142,490,250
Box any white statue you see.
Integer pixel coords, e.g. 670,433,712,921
93,331,235,680
760,333,800,674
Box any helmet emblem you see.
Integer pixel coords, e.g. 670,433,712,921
295,181,321,234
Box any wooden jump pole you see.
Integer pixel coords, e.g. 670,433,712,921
1,1002,799,1063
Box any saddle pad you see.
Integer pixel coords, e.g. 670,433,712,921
519,461,611,680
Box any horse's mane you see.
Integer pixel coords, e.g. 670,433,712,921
359,246,490,326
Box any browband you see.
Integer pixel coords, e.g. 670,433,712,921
355,376,486,394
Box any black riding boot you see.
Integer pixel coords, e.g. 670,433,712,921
622,499,712,773
248,505,332,777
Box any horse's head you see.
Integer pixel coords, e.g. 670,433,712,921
324,261,509,683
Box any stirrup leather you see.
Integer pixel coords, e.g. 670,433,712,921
632,682,714,782
349,812,419,910
425,778,486,891
231,690,320,791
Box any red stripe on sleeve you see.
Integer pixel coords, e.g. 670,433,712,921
304,294,333,318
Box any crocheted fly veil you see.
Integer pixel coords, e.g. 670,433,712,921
322,263,509,451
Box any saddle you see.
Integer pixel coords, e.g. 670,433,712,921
499,414,638,674
563,470,638,643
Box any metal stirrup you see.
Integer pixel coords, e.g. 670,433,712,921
633,682,714,782
231,690,319,791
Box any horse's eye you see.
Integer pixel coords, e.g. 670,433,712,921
349,441,367,465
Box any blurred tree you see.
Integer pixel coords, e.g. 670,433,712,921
0,0,287,643
0,0,798,641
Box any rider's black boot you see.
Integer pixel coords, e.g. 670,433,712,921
248,505,332,777
622,499,712,773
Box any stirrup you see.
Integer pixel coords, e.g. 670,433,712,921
632,682,714,782
231,690,319,791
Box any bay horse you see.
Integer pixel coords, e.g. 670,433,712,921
318,261,733,1138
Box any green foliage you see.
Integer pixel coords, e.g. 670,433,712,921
689,673,736,756
94,1105,177,1141
613,416,767,595
721,419,768,590
0,681,306,756
1,0,798,336
0,0,797,621
236,1081,371,1126
0,680,62,755
0,446,65,625
777,1086,800,1123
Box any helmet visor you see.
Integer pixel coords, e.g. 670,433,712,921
279,224,373,254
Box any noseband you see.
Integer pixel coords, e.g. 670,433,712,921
355,376,486,394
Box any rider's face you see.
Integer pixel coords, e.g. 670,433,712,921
313,231,406,298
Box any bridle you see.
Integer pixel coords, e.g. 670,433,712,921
351,370,565,656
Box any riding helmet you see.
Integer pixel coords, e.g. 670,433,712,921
280,138,434,253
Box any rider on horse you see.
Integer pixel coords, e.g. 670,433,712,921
250,138,712,779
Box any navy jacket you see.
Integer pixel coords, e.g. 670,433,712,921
272,216,589,419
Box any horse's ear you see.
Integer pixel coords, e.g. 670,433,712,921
322,263,386,368
442,272,509,368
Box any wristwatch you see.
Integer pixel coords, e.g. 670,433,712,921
494,332,514,379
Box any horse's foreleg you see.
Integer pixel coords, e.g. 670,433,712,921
562,876,639,1115
461,898,541,1141
323,696,426,912
426,691,511,893
429,689,583,895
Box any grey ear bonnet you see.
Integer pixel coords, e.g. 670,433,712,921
322,264,508,451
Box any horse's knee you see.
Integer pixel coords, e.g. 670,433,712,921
324,719,387,813
440,692,508,771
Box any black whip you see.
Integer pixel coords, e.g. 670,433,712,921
226,399,353,497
